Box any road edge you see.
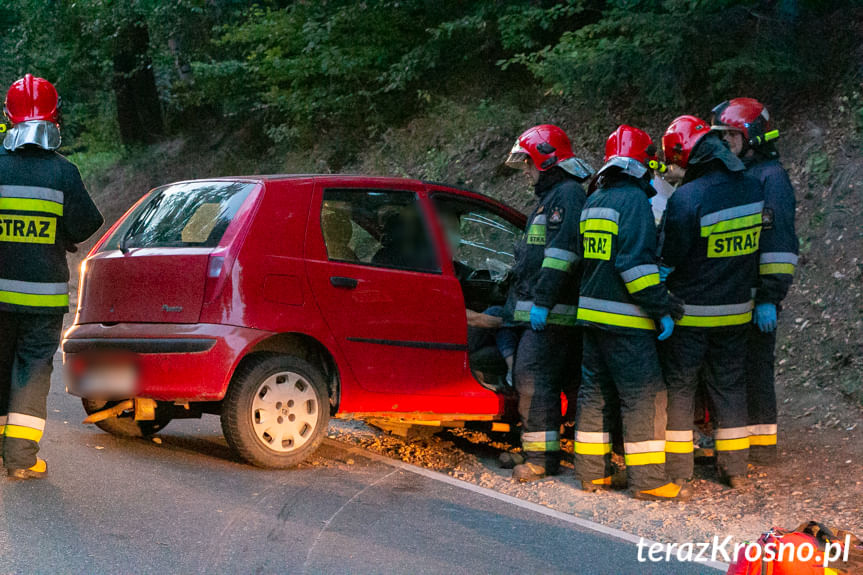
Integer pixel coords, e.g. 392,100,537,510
325,439,729,573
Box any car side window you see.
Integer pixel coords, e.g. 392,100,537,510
434,199,520,281
321,189,440,273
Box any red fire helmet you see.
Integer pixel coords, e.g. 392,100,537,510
5,74,60,125
711,97,772,144
662,115,710,168
604,125,656,164
505,124,576,172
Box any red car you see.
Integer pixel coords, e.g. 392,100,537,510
63,175,527,467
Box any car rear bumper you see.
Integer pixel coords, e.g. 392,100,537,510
63,323,272,402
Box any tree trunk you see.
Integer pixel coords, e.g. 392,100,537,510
113,19,164,146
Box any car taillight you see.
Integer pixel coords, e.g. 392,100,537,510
203,253,228,303
75,258,88,321
207,256,225,278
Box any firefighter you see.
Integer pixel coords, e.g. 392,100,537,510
573,125,689,501
0,75,103,479
711,98,799,464
659,116,764,488
503,124,592,482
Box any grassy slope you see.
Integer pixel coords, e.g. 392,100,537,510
68,92,863,407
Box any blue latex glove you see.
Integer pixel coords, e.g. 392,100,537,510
659,265,674,283
754,302,777,333
657,315,675,341
530,305,549,331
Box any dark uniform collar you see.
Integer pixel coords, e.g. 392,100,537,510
533,167,572,198
683,133,745,184
594,171,655,198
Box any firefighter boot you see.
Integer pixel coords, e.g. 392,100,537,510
725,474,752,489
634,482,692,502
580,476,612,493
512,462,556,482
7,457,47,480
498,452,525,469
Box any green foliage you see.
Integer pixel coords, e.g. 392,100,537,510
806,150,832,188
504,0,857,114
0,0,860,157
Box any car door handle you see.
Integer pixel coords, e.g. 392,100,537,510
330,276,359,289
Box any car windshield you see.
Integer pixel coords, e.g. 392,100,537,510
102,181,255,250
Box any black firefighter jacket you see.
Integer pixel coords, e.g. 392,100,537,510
0,147,103,314
660,134,764,328
504,172,586,327
576,174,677,334
746,156,799,306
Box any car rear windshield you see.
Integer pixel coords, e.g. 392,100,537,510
102,181,256,250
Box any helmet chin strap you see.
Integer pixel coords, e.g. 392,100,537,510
3,120,61,151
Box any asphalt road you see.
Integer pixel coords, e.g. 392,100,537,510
0,357,717,574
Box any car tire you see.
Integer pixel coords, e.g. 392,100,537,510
221,353,330,469
81,398,172,438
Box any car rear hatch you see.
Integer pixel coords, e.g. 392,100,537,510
77,179,260,324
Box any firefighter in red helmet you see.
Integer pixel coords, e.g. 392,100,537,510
573,125,689,500
711,98,799,464
658,116,763,489
0,74,103,478
502,124,593,481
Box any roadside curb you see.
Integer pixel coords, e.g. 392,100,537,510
324,438,729,573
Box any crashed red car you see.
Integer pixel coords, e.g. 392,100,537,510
63,175,528,467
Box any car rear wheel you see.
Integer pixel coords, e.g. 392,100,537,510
221,353,330,468
81,399,172,438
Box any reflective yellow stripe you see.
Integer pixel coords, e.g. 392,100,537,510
577,308,656,330
665,440,694,454
0,424,4,434
574,441,612,455
4,424,43,442
579,219,618,235
0,197,63,215
714,437,750,451
749,434,777,446
625,273,660,294
0,215,57,244
541,257,572,272
707,227,761,258
700,213,762,237
526,224,546,245
676,311,752,327
624,451,665,466
523,440,561,452
759,263,795,275
0,290,69,308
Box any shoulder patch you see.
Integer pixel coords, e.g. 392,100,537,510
762,207,774,230
549,206,564,225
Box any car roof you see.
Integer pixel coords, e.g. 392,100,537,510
155,174,525,219
162,174,482,198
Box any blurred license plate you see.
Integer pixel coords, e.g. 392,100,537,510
78,364,138,396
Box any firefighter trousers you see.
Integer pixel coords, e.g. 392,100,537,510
660,325,749,479
743,323,778,463
513,326,581,469
0,311,64,469
574,329,668,491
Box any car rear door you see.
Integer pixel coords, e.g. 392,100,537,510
304,180,470,398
